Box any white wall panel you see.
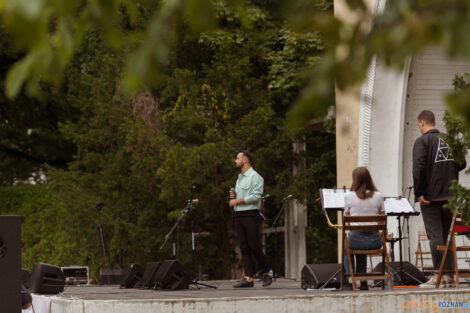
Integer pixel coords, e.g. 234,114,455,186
402,47,470,268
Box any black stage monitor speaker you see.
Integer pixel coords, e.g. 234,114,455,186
155,260,192,290
0,215,21,313
120,263,144,288
373,261,427,286
31,263,66,294
301,263,341,289
99,268,123,285
135,262,162,289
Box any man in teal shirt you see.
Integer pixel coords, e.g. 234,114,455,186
229,150,272,288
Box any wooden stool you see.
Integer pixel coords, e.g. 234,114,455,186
415,231,434,273
436,213,470,288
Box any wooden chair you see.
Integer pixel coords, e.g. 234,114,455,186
415,231,434,273
341,215,393,291
436,212,470,288
368,233,394,269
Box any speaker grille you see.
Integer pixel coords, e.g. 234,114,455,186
154,260,192,290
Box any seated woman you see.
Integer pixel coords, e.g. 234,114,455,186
344,167,385,290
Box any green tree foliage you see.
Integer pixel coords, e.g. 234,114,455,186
0,29,77,184
0,0,307,97
443,74,470,224
0,181,102,271
4,0,470,129
0,1,336,278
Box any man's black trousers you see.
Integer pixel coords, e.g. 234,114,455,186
235,209,268,277
421,201,454,272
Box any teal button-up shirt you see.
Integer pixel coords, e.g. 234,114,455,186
234,167,264,212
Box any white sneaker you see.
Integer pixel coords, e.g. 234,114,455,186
348,278,359,289
419,276,445,288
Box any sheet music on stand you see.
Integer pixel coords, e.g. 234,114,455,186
384,197,419,216
319,188,350,213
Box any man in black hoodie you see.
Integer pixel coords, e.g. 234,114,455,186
413,110,466,288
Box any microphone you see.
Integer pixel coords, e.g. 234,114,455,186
94,202,104,212
282,194,293,201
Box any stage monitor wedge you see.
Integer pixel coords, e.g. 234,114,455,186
155,260,192,290
301,263,341,289
120,263,144,288
373,261,426,286
0,215,21,313
31,263,65,294
135,262,162,289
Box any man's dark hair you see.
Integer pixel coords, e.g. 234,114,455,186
417,110,435,125
239,150,253,163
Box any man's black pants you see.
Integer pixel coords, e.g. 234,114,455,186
236,210,268,277
421,201,454,272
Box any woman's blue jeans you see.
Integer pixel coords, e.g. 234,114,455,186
344,230,382,274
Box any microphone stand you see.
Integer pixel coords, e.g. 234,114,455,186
187,209,217,289
160,209,189,252
186,184,216,289
160,200,216,289
95,203,112,284
267,196,290,279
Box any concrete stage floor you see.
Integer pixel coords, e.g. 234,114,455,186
59,279,310,300
32,279,470,313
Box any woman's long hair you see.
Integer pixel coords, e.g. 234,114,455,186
350,167,378,199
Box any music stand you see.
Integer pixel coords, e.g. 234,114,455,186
383,197,423,285
318,188,349,289
319,187,348,229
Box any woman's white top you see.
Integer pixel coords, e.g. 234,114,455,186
344,191,385,226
